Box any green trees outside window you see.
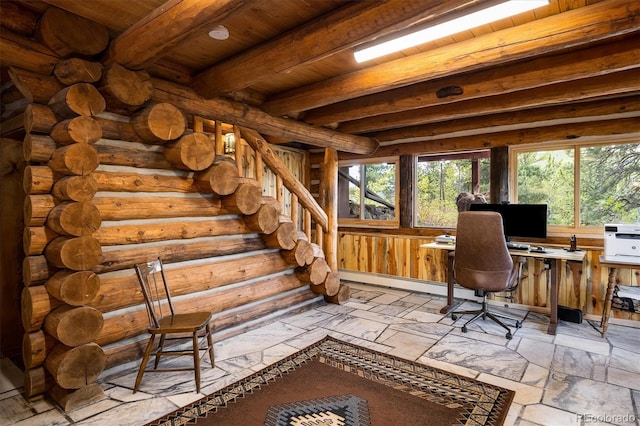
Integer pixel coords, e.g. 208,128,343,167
344,141,638,231
415,155,490,228
338,159,398,224
514,141,639,230
516,149,575,226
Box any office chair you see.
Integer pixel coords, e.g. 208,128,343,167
450,211,525,340
133,257,214,393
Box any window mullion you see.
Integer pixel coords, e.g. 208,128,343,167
574,146,581,230
360,164,366,220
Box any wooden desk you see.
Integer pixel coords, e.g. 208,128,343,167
423,242,586,335
599,255,640,338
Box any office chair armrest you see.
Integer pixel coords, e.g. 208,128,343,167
507,256,526,292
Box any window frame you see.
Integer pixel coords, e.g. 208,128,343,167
509,136,639,236
337,156,400,228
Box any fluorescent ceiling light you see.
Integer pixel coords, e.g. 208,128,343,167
354,0,549,63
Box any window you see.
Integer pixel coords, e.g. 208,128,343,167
338,158,398,227
511,139,639,233
415,151,490,227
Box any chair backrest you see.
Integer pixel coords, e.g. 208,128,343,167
134,258,175,329
454,211,515,293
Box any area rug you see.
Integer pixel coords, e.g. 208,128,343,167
147,336,514,426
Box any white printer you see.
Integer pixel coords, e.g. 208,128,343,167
604,223,640,259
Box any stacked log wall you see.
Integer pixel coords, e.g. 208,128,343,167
5,49,319,415
1,4,340,410
19,70,107,407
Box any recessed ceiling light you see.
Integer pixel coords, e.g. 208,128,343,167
208,25,229,40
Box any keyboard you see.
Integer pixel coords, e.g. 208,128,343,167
507,242,530,250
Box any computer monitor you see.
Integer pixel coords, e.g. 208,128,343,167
469,203,548,241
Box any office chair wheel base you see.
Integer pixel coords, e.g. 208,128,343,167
461,326,468,333
506,332,512,340
515,321,522,329
451,314,458,321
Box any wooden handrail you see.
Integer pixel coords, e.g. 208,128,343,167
239,127,328,231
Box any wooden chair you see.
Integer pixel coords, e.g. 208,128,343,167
133,257,214,393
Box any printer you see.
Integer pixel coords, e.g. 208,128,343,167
604,223,640,259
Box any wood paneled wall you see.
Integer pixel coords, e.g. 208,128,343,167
338,231,640,322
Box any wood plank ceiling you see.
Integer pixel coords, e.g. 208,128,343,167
1,0,639,156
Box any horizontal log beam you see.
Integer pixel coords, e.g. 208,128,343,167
93,252,293,313
262,0,640,116
92,170,198,193
151,79,378,155
9,66,64,104
105,0,246,69
0,29,376,154
94,236,266,273
0,2,38,36
338,117,640,160
92,196,225,220
96,272,306,346
305,35,640,126
94,141,171,169
94,218,252,246
340,69,640,134
0,29,60,75
368,96,640,144
192,0,476,97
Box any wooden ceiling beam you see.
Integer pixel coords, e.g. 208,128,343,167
151,79,378,155
0,22,375,154
338,69,640,134
262,0,640,117
338,117,640,160
0,29,60,75
105,0,247,69
191,0,478,98
1,2,39,37
304,35,640,126
367,96,640,144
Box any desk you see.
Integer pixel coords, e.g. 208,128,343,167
599,256,640,338
424,242,585,335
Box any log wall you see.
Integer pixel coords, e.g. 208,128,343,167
2,54,327,408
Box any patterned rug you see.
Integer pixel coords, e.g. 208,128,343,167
147,336,514,426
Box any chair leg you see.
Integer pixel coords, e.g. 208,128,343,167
452,298,520,339
451,308,485,316
192,332,201,394
484,311,512,333
461,310,485,329
134,334,156,393
490,310,522,324
205,323,214,367
154,334,167,369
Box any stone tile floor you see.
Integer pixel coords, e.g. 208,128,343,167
1,282,639,425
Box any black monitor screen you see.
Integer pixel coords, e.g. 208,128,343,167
469,203,548,240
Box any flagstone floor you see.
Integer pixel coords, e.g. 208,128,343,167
1,281,639,426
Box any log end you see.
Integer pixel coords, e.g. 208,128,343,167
164,132,215,171
49,383,105,412
324,284,351,305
